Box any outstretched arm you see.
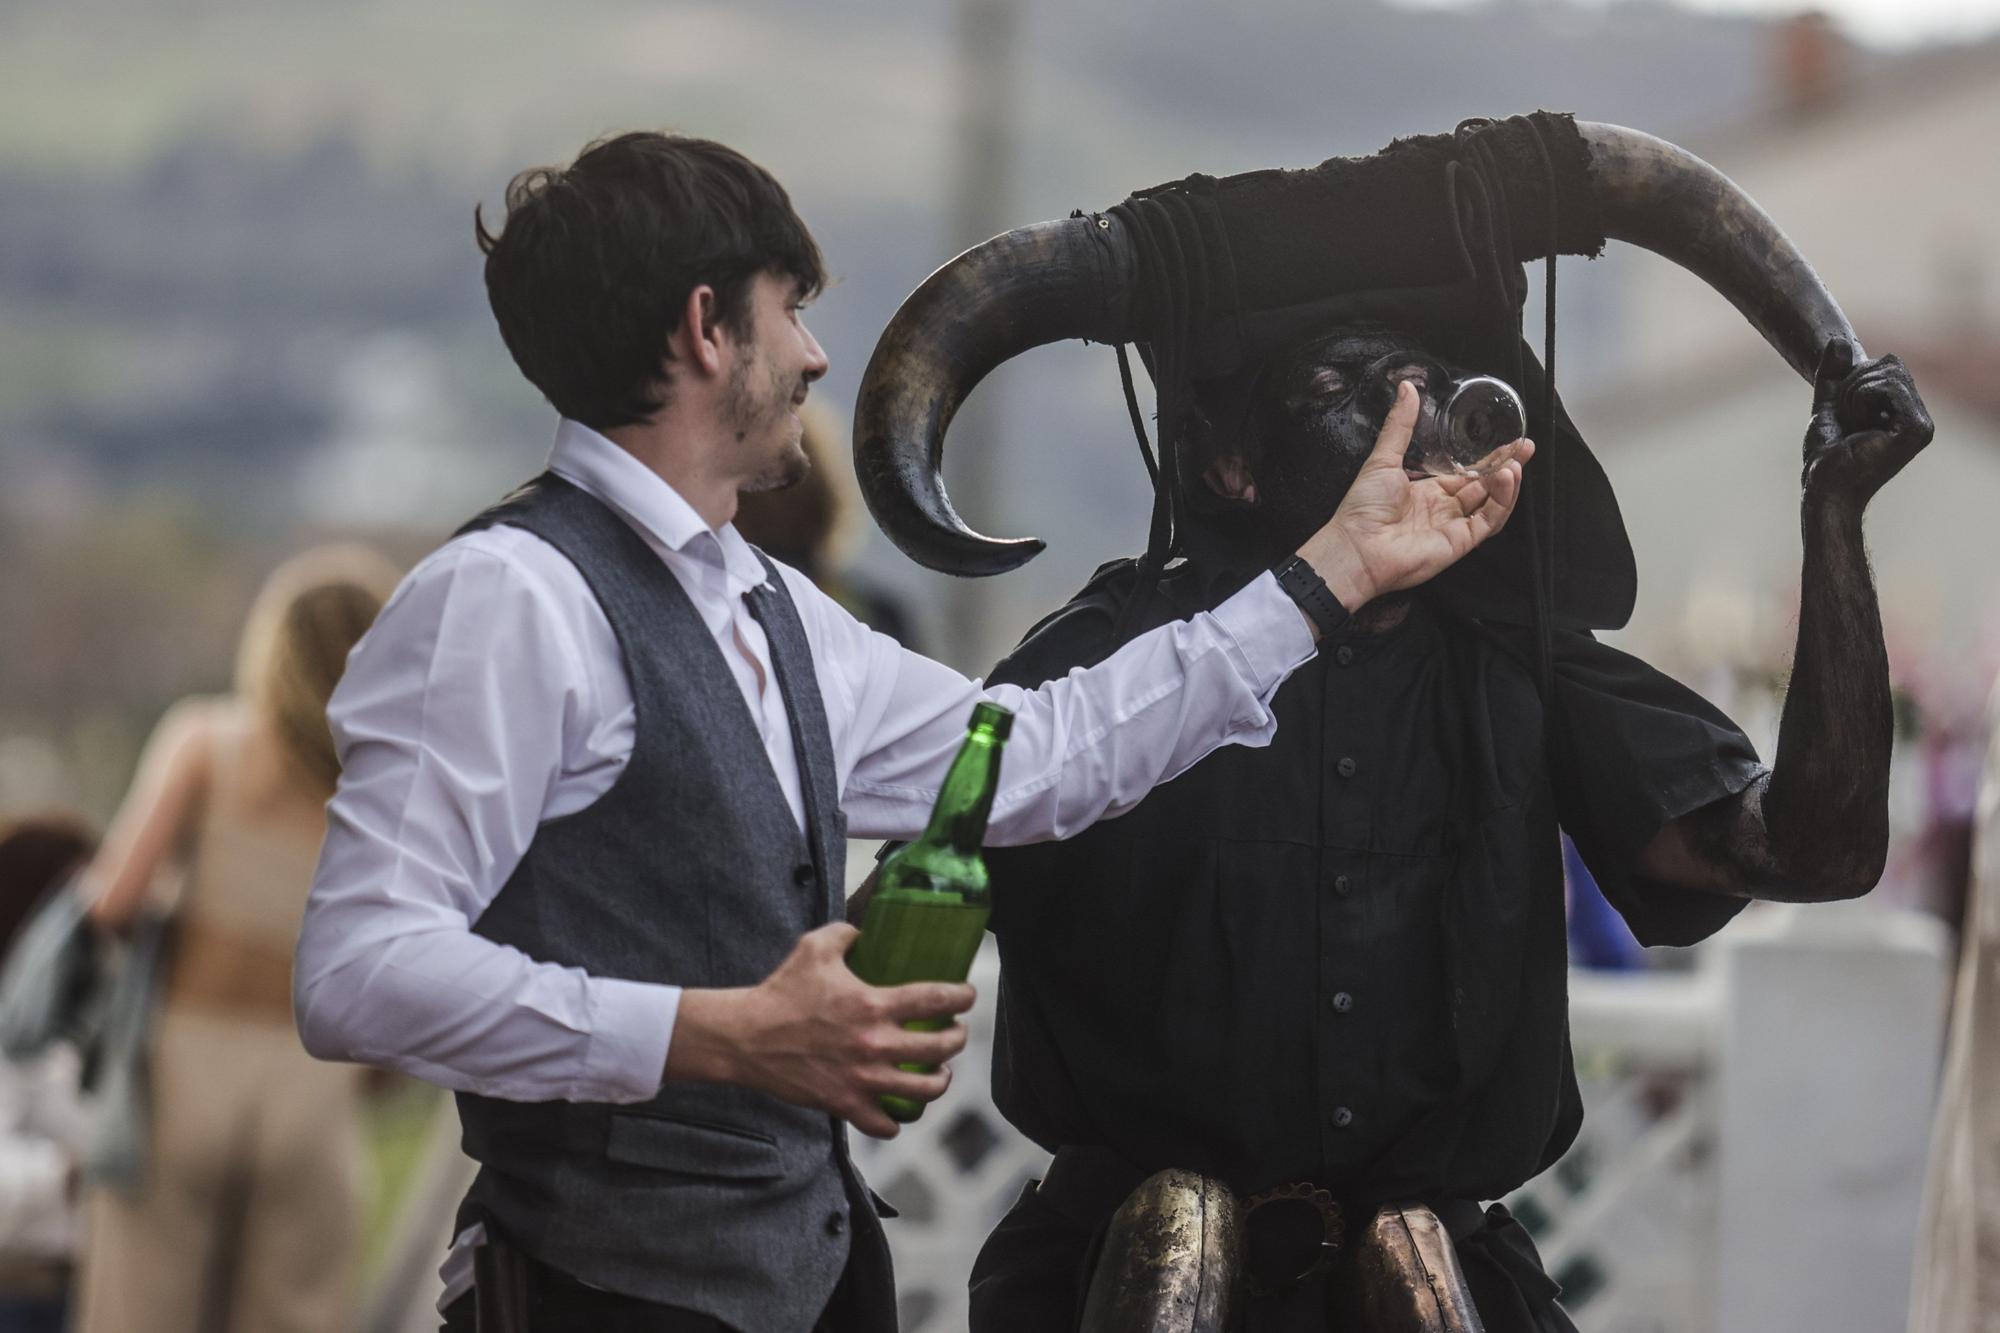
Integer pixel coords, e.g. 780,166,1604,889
1639,341,1934,901
838,385,1529,845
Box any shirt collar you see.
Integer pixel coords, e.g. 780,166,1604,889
547,418,770,591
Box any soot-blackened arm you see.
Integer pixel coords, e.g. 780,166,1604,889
1640,341,1933,902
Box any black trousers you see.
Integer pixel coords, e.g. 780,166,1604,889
440,1250,877,1333
967,1174,1577,1333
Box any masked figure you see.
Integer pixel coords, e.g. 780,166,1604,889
853,113,1933,1332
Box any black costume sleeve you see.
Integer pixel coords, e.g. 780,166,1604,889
987,559,1147,689
1547,632,1766,948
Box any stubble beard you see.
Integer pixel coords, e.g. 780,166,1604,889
726,352,811,494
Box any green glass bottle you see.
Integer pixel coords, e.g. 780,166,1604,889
846,700,1012,1122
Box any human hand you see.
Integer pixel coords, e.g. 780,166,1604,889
1294,382,1531,612
1801,338,1933,510
669,923,974,1139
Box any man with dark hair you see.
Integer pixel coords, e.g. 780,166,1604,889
294,131,1526,1332
475,133,829,433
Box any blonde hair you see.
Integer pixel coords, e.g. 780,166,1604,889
233,545,400,796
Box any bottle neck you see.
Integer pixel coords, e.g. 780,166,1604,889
921,730,1004,856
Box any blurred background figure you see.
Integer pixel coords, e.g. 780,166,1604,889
70,546,396,1333
0,815,96,1333
734,401,923,651
1564,833,1645,972
1909,673,2000,1333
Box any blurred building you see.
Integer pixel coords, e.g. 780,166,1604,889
1584,27,2000,683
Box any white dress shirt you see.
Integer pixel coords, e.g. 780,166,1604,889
295,418,1315,1104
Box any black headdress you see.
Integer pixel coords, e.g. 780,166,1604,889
1104,113,1616,650
852,113,1856,632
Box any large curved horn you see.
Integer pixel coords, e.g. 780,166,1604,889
1578,121,1858,379
859,121,1858,578
853,215,1135,576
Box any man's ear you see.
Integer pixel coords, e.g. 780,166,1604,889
666,284,726,378
1203,453,1259,504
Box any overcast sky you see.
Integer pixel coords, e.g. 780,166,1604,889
1393,0,2000,47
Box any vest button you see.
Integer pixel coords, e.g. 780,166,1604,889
1332,874,1352,897
825,1210,848,1236
1336,756,1357,779
1335,645,1355,667
1330,1106,1354,1129
793,863,816,887
1331,991,1354,1014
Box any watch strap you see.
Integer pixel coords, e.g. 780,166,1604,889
1272,554,1350,641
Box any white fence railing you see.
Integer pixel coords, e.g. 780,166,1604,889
1506,903,1949,1333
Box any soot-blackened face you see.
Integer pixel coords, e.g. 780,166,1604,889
1242,328,1470,553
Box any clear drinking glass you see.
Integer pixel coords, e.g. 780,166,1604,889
1416,376,1526,478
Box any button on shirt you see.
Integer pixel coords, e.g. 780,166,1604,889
294,419,1318,1107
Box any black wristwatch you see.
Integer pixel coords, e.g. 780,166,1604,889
1272,554,1350,642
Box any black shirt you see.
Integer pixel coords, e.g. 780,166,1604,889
982,557,1763,1207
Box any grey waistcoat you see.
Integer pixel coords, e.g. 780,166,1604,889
451,474,885,1332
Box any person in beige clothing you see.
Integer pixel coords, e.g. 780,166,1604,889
73,546,396,1333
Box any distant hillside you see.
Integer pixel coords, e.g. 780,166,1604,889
0,0,1912,664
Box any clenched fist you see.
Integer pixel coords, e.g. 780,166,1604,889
1802,337,1934,510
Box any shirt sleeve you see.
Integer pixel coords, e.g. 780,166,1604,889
1549,631,1767,948
800,567,1318,844
294,536,676,1104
